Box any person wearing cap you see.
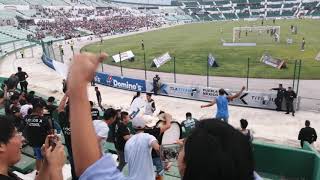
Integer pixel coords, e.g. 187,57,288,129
153,74,160,95
90,101,99,121
271,84,286,111
93,108,117,155
144,112,172,180
201,86,245,123
24,98,52,174
124,115,161,180
145,93,156,116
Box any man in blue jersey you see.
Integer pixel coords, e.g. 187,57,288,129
201,86,245,123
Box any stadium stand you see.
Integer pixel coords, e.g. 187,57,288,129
237,11,250,18
0,26,33,40
0,0,29,5
223,13,238,19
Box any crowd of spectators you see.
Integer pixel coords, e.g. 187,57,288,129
30,7,164,39
0,53,317,180
35,15,162,39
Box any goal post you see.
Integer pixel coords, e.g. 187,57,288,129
232,26,281,43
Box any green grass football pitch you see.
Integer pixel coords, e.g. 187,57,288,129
82,19,320,79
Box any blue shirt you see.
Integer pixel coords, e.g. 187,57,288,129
80,154,127,180
215,95,229,120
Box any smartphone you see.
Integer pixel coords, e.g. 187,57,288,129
160,144,181,162
49,136,57,151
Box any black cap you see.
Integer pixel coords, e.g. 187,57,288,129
31,98,45,109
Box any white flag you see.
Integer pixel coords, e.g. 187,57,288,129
153,52,171,68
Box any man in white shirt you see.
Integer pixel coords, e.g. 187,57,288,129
93,108,117,155
144,93,155,115
20,103,33,118
125,115,160,180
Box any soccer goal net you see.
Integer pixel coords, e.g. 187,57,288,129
233,26,281,43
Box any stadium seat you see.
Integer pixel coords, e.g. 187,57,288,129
103,142,117,154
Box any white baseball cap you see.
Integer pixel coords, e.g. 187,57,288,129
132,115,146,129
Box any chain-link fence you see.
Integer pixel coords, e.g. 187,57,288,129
0,40,36,59
41,38,320,112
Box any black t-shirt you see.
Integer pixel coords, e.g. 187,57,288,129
285,91,297,102
15,72,27,82
298,127,317,144
58,112,72,154
91,108,100,120
114,122,130,151
145,127,161,158
46,104,57,117
24,114,51,147
0,172,22,180
96,91,101,101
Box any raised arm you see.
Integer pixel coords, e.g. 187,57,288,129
151,140,160,152
160,113,172,134
228,86,246,101
200,99,216,108
57,93,68,113
67,53,107,176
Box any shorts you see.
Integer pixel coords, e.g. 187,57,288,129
33,147,43,160
152,157,164,176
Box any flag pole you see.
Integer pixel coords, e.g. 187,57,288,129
207,55,209,87
142,40,147,80
119,51,123,77
174,56,176,83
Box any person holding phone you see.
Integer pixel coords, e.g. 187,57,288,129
0,115,65,180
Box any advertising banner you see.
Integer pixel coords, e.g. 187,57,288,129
52,60,69,78
95,72,146,92
260,54,286,69
146,81,278,110
153,52,171,68
112,50,135,63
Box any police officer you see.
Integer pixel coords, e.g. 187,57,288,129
284,87,297,116
153,74,160,95
271,84,286,111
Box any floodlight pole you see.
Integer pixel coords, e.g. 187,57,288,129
119,51,123,77
246,57,250,90
143,48,147,80
207,55,209,87
292,60,297,90
173,56,176,83
296,60,302,96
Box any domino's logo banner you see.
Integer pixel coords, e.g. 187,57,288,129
95,72,146,92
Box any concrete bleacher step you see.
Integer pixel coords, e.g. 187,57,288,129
11,154,36,174
103,142,117,154
21,145,34,158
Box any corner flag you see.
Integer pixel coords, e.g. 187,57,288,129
208,53,218,67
